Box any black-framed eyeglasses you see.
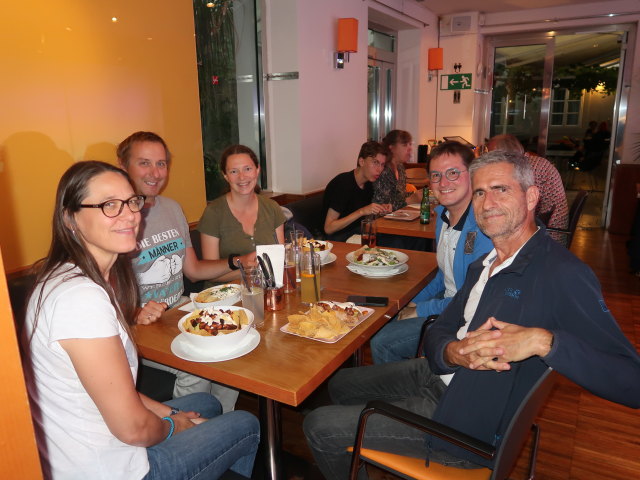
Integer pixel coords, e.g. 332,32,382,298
429,168,467,183
79,195,146,218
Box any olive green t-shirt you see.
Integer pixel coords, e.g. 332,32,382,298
197,193,285,261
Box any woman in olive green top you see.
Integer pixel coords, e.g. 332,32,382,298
198,145,285,284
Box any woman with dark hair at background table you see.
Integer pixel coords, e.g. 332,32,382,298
373,129,423,211
21,160,259,480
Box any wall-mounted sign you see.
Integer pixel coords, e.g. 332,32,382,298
440,73,472,90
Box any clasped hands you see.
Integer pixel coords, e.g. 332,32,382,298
445,317,553,372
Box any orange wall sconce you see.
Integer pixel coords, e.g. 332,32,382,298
336,18,358,69
428,47,443,81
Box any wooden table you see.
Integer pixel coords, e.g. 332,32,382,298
135,244,437,479
376,210,437,239
326,242,437,309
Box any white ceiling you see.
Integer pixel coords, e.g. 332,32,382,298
418,0,596,16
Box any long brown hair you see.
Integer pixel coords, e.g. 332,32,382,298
29,161,139,339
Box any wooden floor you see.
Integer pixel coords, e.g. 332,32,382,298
238,227,640,479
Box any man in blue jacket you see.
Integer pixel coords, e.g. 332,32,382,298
370,141,492,363
303,150,640,479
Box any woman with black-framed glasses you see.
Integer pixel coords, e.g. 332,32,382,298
21,160,259,479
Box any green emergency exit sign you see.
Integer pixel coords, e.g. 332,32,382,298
440,73,472,90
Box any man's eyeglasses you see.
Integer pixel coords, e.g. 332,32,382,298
429,168,467,183
79,195,146,218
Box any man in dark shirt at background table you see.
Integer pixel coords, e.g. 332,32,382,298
322,141,391,242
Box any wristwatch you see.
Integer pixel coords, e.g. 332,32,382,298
228,253,240,270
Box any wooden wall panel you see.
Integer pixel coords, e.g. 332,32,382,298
0,249,42,478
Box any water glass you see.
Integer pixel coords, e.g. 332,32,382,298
241,267,265,327
361,216,377,247
300,251,321,304
290,230,305,247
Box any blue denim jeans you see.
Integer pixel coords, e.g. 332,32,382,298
145,393,259,479
303,358,478,479
370,316,426,364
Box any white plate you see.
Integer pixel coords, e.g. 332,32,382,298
346,248,409,271
407,203,421,209
171,328,260,362
280,306,375,343
321,252,337,265
384,210,420,221
191,284,242,309
347,263,409,278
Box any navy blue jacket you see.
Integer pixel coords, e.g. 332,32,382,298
425,227,640,467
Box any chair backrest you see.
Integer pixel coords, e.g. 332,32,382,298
284,194,325,239
566,190,589,248
405,167,428,180
490,368,556,480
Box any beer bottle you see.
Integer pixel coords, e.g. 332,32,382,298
420,187,430,224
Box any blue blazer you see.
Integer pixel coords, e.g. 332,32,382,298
413,204,493,318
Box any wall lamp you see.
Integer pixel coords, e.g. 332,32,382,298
336,18,358,69
428,47,443,81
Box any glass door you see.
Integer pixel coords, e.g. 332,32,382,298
367,28,396,141
486,29,628,227
368,59,394,141
490,42,550,152
193,0,263,200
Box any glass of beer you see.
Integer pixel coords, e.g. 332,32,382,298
300,251,321,304
283,243,297,293
361,216,377,247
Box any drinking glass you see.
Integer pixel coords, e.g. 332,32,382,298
283,243,297,293
290,230,304,247
264,286,285,311
241,267,265,327
300,251,321,304
361,216,377,247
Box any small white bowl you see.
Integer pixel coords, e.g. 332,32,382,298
192,284,242,310
178,306,254,353
303,240,333,262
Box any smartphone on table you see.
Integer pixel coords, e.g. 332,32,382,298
346,295,389,307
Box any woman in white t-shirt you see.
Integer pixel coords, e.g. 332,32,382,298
21,161,259,480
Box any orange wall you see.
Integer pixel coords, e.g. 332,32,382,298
0,250,42,479
0,1,206,273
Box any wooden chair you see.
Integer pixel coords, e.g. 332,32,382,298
546,190,589,248
406,167,429,189
348,368,556,480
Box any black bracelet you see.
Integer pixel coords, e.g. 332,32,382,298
228,253,240,270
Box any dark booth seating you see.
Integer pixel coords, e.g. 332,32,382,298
284,193,326,240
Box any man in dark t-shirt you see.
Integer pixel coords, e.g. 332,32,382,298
322,141,392,241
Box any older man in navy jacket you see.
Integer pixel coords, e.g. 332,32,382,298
304,150,640,479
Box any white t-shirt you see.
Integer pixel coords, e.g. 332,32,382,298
22,265,148,480
436,210,462,299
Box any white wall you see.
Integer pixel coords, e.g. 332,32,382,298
263,0,367,194
262,0,437,194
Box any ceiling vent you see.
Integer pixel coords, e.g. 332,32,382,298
440,12,478,36
451,15,472,32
